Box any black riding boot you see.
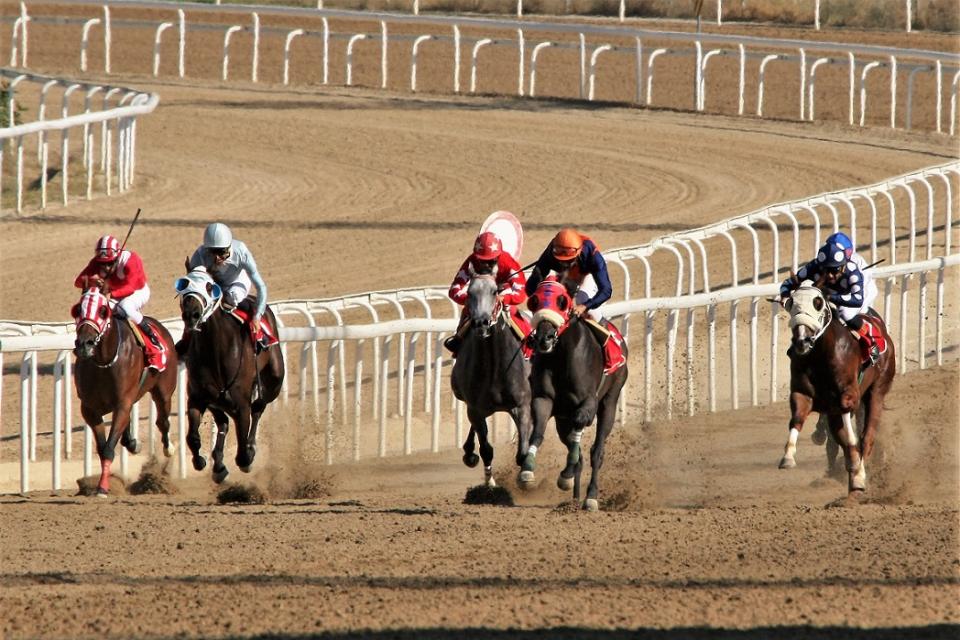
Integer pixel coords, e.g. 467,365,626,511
139,320,164,351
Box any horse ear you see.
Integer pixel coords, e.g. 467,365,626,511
467,262,476,277
70,303,81,319
174,278,190,294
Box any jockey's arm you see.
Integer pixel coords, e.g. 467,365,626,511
779,260,815,301
74,260,98,289
829,263,866,308
524,246,554,297
448,259,471,305
241,249,268,320
107,252,146,299
497,255,527,306
187,246,206,271
581,249,613,310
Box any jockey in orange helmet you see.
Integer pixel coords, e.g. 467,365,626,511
444,231,528,355
74,235,167,371
525,228,613,321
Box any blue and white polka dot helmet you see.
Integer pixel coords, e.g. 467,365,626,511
817,232,853,269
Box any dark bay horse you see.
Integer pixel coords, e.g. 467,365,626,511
778,279,895,493
72,288,177,496
450,271,533,487
522,278,628,511
175,269,284,483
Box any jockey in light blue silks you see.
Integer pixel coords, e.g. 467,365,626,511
780,232,885,365
176,222,269,355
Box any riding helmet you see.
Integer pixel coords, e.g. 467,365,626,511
203,222,233,249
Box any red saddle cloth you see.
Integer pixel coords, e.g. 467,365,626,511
228,308,279,348
506,307,534,360
599,320,627,376
129,320,167,372
855,315,887,364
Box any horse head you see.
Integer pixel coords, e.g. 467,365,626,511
71,288,113,358
786,279,832,357
527,277,574,354
466,262,501,338
174,267,223,332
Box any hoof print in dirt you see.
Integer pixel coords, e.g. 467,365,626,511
76,475,126,497
463,484,514,507
217,483,267,505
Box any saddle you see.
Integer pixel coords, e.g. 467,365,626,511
227,306,279,350
583,318,627,376
848,313,887,367
126,318,168,372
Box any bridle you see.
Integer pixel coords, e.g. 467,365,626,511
73,291,121,369
787,282,833,347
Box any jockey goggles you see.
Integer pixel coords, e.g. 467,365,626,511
208,246,231,259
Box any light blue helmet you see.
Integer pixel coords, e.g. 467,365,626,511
817,232,853,269
203,222,233,249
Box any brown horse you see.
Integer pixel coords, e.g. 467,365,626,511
72,288,178,496
778,278,895,494
174,268,284,482
521,277,628,511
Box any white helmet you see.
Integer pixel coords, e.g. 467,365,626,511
203,222,233,249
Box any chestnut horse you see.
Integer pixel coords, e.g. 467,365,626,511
449,271,533,487
521,278,628,511
174,268,284,482
72,288,178,496
778,279,895,494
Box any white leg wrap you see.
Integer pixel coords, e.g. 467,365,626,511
788,427,799,447
841,412,859,448
527,444,538,456
568,430,583,445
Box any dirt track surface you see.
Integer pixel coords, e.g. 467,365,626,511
2,7,960,639
1,364,958,639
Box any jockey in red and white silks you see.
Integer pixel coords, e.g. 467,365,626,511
74,235,166,370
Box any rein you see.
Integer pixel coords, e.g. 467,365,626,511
83,318,122,369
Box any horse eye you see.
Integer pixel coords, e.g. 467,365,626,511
528,295,539,311
784,299,793,311
98,307,108,318
557,297,567,311
813,297,824,311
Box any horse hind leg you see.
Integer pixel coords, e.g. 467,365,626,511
210,409,230,484
150,384,175,458
467,407,495,487
556,421,582,496
93,405,131,496
234,405,256,472
832,412,866,493
462,425,479,468
583,392,619,512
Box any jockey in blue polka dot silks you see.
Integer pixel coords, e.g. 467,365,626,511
780,232,885,365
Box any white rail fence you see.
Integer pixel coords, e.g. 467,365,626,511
0,68,159,213
2,162,958,494
10,2,960,134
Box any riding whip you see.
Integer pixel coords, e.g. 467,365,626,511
863,259,886,270
103,208,142,281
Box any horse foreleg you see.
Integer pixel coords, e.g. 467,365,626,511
96,405,131,496
150,386,175,458
234,405,255,472
210,409,230,484
780,392,813,469
522,397,553,484
832,411,865,493
186,401,207,472
510,402,534,482
467,407,495,487
556,420,581,495
861,389,884,460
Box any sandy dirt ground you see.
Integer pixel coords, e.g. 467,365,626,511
1,5,959,639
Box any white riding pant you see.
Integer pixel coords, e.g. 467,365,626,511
837,277,878,323
113,284,150,325
574,274,603,322
219,270,252,309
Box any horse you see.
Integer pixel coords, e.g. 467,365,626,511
778,278,895,494
449,269,533,487
174,268,284,483
71,288,178,496
521,277,628,511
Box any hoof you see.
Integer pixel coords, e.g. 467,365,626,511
521,452,536,473
557,475,574,491
239,465,252,473
518,470,535,486
163,444,175,458
212,466,229,484
778,456,796,469
95,488,109,498
462,453,480,468
811,429,827,446
485,477,497,488
192,455,207,472
583,498,599,512
849,478,867,492
125,439,141,455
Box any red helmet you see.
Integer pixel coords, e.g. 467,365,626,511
472,231,502,261
552,228,583,260
94,235,120,263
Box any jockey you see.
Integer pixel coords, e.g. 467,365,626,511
74,235,167,371
780,231,884,364
443,231,528,355
180,222,269,354
525,227,624,373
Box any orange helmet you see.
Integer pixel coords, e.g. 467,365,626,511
473,231,502,261
552,228,583,260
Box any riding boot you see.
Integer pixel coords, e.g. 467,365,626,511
444,314,471,356
138,320,167,371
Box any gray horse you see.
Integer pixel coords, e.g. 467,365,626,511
450,272,533,487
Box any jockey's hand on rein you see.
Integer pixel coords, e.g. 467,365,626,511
572,303,588,318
